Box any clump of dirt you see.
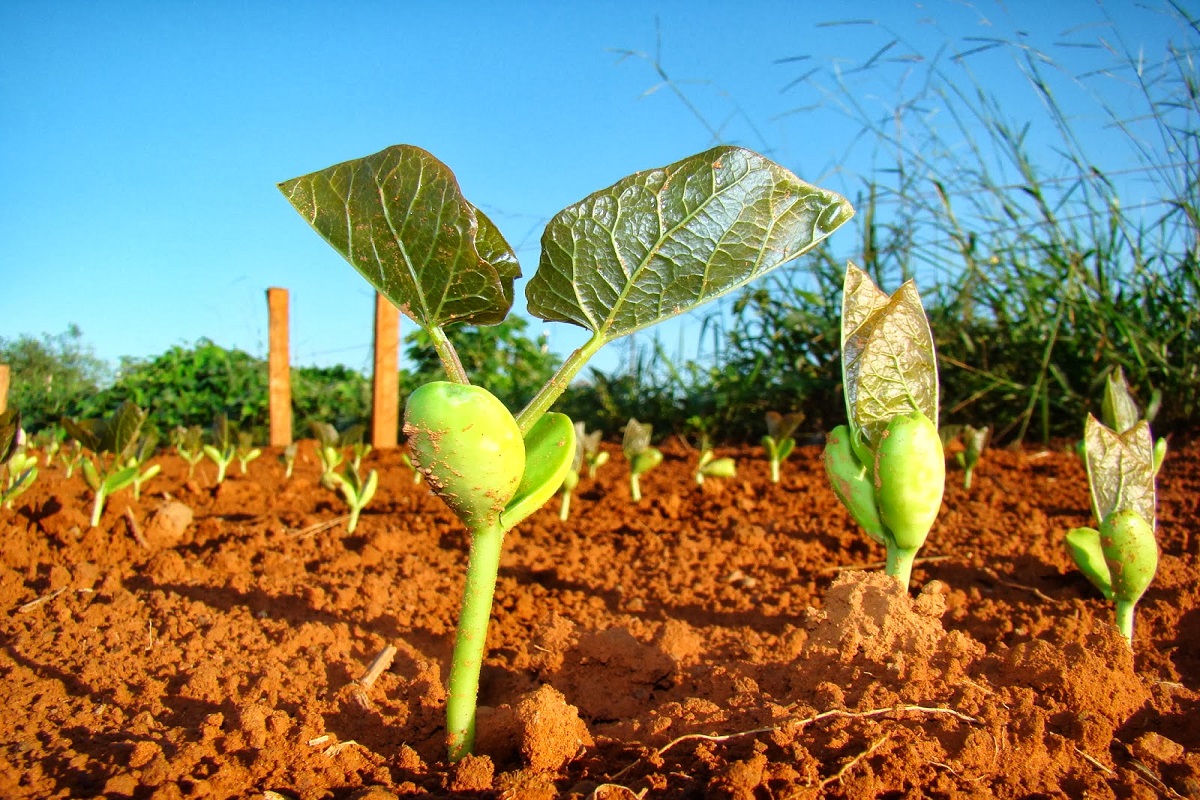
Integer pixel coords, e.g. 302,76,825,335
0,434,1197,798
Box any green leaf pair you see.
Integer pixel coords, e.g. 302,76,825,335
403,382,576,535
622,419,663,503
762,411,803,484
1065,414,1159,646
825,264,943,588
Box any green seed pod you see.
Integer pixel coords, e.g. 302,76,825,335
1064,526,1114,600
404,382,524,530
631,447,663,476
874,412,944,551
823,425,887,545
1099,508,1158,605
702,457,737,479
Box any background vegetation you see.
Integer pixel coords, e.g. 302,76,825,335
3,7,1197,447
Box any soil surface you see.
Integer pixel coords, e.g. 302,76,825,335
1,432,1198,799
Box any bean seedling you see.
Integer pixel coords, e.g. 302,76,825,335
202,414,237,484
171,425,206,480
955,425,990,490
579,426,609,479
623,419,663,503
1064,414,1159,646
280,143,851,761
62,401,147,527
761,411,803,484
824,263,944,589
235,431,262,475
125,431,161,501
279,442,298,480
1,410,38,510
558,423,587,521
330,464,379,534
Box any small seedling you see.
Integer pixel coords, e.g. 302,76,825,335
558,422,588,521
32,428,62,467
340,424,372,474
955,425,990,489
235,431,262,475
279,442,298,480
125,431,161,501
60,438,84,478
824,263,944,590
62,401,147,527
280,143,851,761
1,410,38,509
330,465,379,533
202,414,237,484
623,419,663,503
761,411,803,484
171,425,206,480
579,426,609,479
1064,414,1158,646
310,421,346,489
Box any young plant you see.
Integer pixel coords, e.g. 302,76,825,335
280,143,851,761
955,425,990,490
279,442,298,480
59,438,85,478
623,419,663,503
62,401,147,527
202,414,237,484
761,411,803,484
235,430,262,475
125,431,161,501
310,421,346,489
824,263,944,589
1,410,38,510
579,425,609,479
330,464,379,534
1100,367,1167,474
1064,414,1159,646
171,425,206,480
558,422,588,521
32,427,62,467
399,450,423,484
340,423,372,474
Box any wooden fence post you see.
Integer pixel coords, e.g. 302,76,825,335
372,293,400,449
266,287,292,447
0,364,9,414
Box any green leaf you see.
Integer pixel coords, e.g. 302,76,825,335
101,401,147,459
103,464,141,494
1082,415,1156,528
623,419,653,460
527,146,852,343
278,144,519,329
1101,367,1140,433
841,263,938,450
63,416,102,454
1064,527,1113,600
501,412,576,531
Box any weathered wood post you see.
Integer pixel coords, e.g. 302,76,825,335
372,293,400,448
266,287,292,446
0,364,9,414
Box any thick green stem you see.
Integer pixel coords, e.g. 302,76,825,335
770,459,781,484
885,544,919,590
516,334,606,435
963,466,975,490
559,490,571,521
446,521,505,762
630,473,642,503
428,326,470,385
1114,599,1137,645
346,505,362,533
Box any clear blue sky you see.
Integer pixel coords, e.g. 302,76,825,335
0,1,1184,379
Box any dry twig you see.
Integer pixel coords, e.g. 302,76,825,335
982,567,1054,602
124,507,149,549
819,734,891,788
287,515,349,539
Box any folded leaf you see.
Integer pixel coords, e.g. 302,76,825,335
501,413,576,531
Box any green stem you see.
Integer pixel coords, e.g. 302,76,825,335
446,521,505,762
515,333,606,435
1114,599,1136,645
428,325,470,385
770,459,780,484
630,473,642,503
963,466,974,490
90,487,106,528
346,504,361,534
559,490,571,521
885,545,919,590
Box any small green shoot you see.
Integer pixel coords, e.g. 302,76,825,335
280,143,851,761
279,442,298,480
579,426,609,479
340,424,372,474
62,401,147,527
59,438,84,478
235,431,262,475
1101,367,1167,474
1,411,38,510
171,425,206,480
824,263,944,590
202,414,237,484
761,411,803,484
558,422,588,521
125,431,161,501
330,465,379,534
32,428,62,467
623,419,663,503
1064,414,1158,647
955,425,990,490
310,421,346,489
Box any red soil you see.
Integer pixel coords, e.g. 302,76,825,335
1,433,1197,799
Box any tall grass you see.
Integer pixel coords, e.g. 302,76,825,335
590,1,1199,445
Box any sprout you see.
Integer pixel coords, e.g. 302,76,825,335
62,401,148,527
761,411,803,484
623,419,663,503
579,426,609,479
824,263,943,589
1064,414,1159,647
330,465,379,534
1,410,38,510
279,442,298,480
201,414,237,485
171,425,206,480
235,430,262,475
125,431,161,501
954,425,990,490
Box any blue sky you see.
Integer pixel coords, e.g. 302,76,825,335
0,1,1186,379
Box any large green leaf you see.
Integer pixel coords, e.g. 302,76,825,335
1083,415,1156,528
527,146,852,342
278,144,519,329
841,263,938,449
